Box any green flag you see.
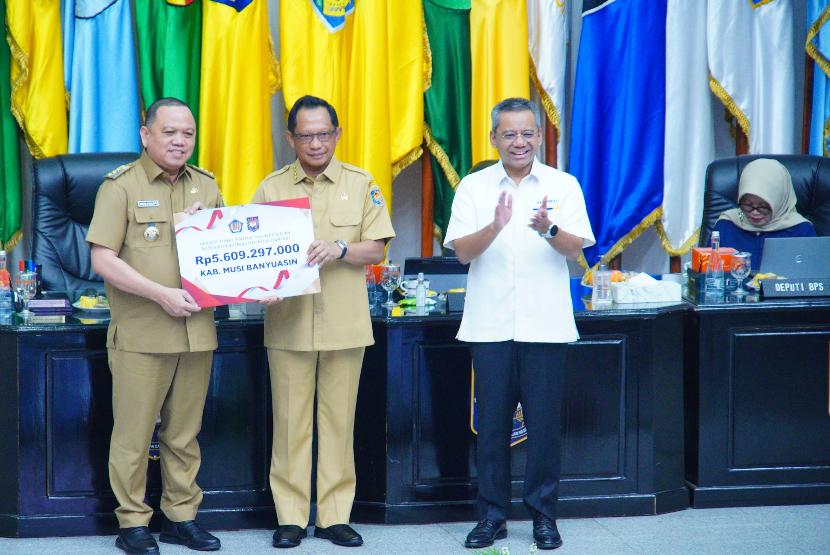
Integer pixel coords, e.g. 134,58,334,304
134,0,202,164
0,0,22,250
423,0,472,245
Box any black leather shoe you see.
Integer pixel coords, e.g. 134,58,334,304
116,526,160,555
532,514,563,550
272,525,307,548
159,519,221,551
464,519,507,549
313,524,364,547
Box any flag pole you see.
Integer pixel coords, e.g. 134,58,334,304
736,126,749,155
421,145,435,257
545,117,557,168
803,52,814,155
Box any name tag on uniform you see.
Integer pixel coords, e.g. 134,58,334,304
137,200,160,208
532,199,558,211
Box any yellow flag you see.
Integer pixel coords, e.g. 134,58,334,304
199,0,279,206
6,0,68,158
280,0,425,210
470,0,530,164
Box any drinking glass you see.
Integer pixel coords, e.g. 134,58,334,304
15,272,37,315
365,265,380,309
380,263,401,308
730,252,751,297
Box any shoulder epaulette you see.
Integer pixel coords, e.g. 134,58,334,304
105,162,135,180
262,164,292,180
340,162,372,179
187,164,215,179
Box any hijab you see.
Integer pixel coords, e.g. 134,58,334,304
716,158,810,233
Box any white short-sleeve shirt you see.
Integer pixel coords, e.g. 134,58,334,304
444,159,595,343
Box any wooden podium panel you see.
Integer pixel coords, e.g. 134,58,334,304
353,304,688,523
686,300,830,507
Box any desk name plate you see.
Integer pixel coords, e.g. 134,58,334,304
761,278,830,298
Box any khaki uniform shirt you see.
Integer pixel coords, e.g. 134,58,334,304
86,152,224,353
252,158,395,351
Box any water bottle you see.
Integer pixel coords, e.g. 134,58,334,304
0,251,12,323
0,282,11,324
591,263,612,307
415,272,427,308
703,231,724,304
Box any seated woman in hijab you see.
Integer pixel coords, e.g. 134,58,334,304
713,158,815,267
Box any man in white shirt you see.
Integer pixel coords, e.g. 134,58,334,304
444,98,595,550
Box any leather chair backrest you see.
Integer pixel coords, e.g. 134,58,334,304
699,154,830,247
32,152,138,291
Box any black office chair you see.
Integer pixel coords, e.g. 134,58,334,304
699,155,830,248
31,152,138,291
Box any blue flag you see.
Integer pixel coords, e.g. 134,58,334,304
568,0,666,267
808,0,830,156
65,0,140,153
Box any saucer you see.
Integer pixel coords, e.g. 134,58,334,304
72,301,110,312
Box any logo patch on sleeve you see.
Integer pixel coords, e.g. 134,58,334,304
369,185,384,207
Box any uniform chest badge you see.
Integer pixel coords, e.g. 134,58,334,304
340,191,349,201
190,187,198,194
144,224,160,242
137,200,160,208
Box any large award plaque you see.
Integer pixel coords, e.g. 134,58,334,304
174,198,320,307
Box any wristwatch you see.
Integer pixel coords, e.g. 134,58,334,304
334,239,348,259
539,224,559,239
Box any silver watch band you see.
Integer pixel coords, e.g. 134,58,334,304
334,239,348,259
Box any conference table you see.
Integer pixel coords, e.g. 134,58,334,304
0,288,688,537
4,285,830,537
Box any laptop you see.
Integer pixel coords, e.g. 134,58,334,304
758,236,830,278
403,257,468,292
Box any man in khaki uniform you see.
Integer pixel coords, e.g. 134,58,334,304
87,98,223,555
252,95,395,549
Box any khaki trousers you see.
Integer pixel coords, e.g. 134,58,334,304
108,349,213,528
267,347,364,528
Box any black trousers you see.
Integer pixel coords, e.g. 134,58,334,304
469,340,567,522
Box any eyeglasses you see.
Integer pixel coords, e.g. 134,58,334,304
497,130,539,143
738,202,771,216
293,129,337,144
